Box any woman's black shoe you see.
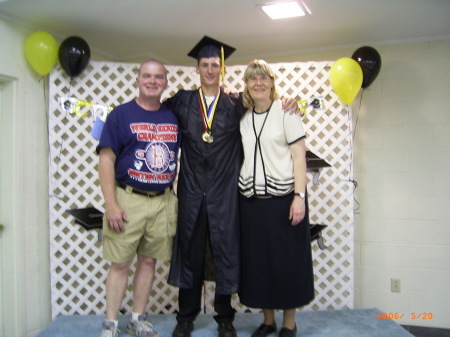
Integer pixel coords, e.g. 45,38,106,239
278,325,297,337
251,323,277,337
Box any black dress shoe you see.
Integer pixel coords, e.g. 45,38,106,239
218,321,237,337
279,325,297,337
172,321,194,337
251,323,277,337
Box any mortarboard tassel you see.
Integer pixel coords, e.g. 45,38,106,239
221,46,225,82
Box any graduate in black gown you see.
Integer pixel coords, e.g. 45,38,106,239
166,37,300,337
166,36,243,337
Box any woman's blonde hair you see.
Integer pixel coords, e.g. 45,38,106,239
242,59,280,109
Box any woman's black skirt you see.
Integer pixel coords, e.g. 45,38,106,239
238,193,315,309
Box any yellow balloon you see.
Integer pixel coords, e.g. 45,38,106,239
329,57,363,105
24,31,58,76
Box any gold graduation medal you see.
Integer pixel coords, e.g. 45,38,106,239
202,131,214,143
199,88,220,145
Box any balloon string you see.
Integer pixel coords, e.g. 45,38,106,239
353,89,364,141
69,79,73,97
348,94,362,213
43,74,63,200
346,106,354,182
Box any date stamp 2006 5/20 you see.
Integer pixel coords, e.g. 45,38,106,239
377,312,433,320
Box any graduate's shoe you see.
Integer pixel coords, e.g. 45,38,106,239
100,321,120,337
278,325,297,337
218,321,237,337
127,314,159,337
251,323,277,337
172,321,194,337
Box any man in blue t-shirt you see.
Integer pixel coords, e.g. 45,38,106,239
96,59,180,337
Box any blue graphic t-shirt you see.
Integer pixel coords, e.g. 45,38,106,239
96,99,180,192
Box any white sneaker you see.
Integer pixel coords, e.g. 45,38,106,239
100,321,120,337
127,313,159,337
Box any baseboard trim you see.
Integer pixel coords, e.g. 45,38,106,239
402,325,450,337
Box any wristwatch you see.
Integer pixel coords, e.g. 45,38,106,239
294,192,306,198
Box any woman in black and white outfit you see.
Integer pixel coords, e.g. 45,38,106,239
238,59,314,337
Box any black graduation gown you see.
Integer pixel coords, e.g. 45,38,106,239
165,89,243,294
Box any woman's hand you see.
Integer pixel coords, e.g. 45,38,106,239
289,196,306,226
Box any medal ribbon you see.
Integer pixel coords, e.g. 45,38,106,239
198,88,220,132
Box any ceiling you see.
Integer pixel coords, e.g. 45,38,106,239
1,0,449,66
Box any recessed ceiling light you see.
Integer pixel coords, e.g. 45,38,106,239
261,1,306,20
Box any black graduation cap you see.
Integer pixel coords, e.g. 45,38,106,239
188,36,236,81
188,35,236,61
310,224,327,250
306,150,332,185
306,150,331,170
66,207,104,230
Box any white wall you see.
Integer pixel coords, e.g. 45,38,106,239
1,16,449,335
280,40,450,329
0,18,51,337
352,40,450,329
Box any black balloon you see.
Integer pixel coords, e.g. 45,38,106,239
58,36,91,78
351,46,382,89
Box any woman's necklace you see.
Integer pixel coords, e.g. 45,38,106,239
252,101,273,114
251,101,273,195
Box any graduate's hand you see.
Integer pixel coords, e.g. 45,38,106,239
281,97,300,115
105,202,128,232
222,87,239,98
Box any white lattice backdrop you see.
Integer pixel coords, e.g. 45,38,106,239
48,60,354,319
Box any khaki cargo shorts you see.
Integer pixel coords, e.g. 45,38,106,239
102,186,178,263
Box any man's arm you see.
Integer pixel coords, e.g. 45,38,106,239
99,147,128,232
